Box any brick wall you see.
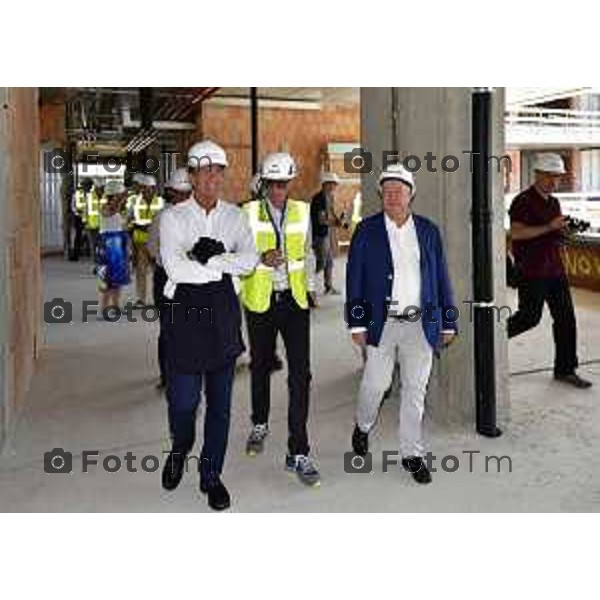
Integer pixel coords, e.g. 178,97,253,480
199,102,360,202
0,88,41,443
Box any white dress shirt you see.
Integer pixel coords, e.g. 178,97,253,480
159,198,259,299
385,213,421,315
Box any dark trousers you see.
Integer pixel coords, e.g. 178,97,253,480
166,361,235,484
246,291,311,456
507,276,578,376
153,265,169,384
71,214,86,260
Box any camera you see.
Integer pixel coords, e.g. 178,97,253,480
44,448,73,474
564,215,591,234
43,148,73,175
344,451,373,473
344,299,374,328
44,298,73,324
344,147,373,174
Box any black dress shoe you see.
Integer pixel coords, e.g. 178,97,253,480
162,452,186,491
200,478,231,511
351,424,369,456
402,456,432,485
554,373,592,389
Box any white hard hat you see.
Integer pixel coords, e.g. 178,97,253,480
379,163,416,196
188,139,228,169
249,173,262,195
261,152,297,182
320,171,340,185
139,174,157,187
105,180,126,196
533,153,566,175
131,173,145,184
167,167,192,193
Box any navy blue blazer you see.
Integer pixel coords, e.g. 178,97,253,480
345,212,458,352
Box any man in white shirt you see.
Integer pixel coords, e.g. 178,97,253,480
159,140,258,511
346,164,458,484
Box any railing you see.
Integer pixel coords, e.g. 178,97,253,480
505,107,600,146
504,192,600,232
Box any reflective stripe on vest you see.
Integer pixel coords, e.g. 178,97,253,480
132,195,164,245
241,199,310,313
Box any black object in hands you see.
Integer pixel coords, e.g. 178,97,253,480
564,215,591,234
188,237,226,264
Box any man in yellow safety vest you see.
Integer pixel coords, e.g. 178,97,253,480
128,174,165,307
240,152,320,487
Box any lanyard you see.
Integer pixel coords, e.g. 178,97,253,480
264,200,286,250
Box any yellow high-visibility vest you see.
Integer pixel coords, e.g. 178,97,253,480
241,198,310,313
131,195,165,245
74,190,88,223
86,190,105,231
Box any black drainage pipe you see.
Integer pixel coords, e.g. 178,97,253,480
471,88,503,438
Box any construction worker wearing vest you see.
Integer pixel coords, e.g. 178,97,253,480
71,178,93,261
129,174,164,307
241,152,321,487
86,178,105,262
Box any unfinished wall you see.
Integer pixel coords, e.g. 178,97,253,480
0,87,41,446
199,101,360,202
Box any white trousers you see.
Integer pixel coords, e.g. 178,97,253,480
356,320,434,457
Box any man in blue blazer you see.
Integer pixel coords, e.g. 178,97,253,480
346,164,458,484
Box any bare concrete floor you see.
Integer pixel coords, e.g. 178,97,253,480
0,256,599,512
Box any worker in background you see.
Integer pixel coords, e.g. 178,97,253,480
71,178,93,261
241,152,321,487
129,174,164,308
160,140,258,511
96,180,130,318
86,178,105,263
346,164,457,485
127,172,144,214
310,171,344,296
508,153,592,389
147,167,192,391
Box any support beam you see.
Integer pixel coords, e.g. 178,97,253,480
250,87,258,174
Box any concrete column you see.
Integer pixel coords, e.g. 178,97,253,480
0,88,9,447
360,87,509,429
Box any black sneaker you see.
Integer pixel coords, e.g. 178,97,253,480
246,423,269,456
352,424,369,456
162,452,186,491
200,478,231,511
401,456,432,485
554,373,592,389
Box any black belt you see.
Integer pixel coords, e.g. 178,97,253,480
390,309,421,322
272,289,292,304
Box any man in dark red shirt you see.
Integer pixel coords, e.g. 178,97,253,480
508,153,591,388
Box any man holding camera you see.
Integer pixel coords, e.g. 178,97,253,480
159,140,258,510
508,153,591,389
346,164,457,484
